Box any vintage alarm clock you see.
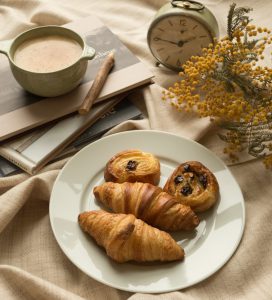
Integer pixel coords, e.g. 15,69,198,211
147,0,219,71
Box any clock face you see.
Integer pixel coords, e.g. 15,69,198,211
148,15,213,70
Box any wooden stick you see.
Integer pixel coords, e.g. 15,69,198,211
78,52,115,115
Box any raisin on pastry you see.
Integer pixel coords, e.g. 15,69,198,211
163,161,219,212
104,149,160,185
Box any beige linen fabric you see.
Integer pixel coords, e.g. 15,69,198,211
0,0,272,299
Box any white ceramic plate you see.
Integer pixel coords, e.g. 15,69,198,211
49,130,245,293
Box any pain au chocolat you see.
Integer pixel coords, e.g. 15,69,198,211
104,149,160,185
163,161,219,212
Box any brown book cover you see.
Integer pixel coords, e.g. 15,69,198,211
0,15,153,141
0,96,121,175
0,97,143,177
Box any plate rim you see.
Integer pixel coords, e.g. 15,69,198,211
49,129,246,293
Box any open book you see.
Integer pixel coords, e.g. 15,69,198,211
0,97,143,176
0,15,153,141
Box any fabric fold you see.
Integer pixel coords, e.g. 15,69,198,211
0,0,272,299
0,170,58,233
0,265,85,300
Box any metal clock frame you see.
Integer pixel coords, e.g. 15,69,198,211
147,12,216,72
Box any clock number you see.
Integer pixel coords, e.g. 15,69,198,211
157,47,164,52
168,20,173,26
165,55,170,62
176,59,181,67
180,19,186,26
193,25,198,30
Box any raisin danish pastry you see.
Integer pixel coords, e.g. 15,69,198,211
163,161,219,212
93,182,199,231
104,149,160,185
78,210,184,263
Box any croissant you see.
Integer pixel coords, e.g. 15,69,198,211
163,161,219,212
78,210,184,263
93,182,199,231
104,149,160,185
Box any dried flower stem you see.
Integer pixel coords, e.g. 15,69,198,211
163,3,272,168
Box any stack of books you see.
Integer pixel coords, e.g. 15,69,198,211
0,16,153,177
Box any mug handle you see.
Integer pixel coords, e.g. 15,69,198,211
81,45,96,60
0,39,13,57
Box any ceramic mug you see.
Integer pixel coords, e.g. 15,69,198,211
0,26,95,97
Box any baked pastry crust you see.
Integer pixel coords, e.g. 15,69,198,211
104,149,160,185
93,182,199,231
163,161,219,212
78,210,184,263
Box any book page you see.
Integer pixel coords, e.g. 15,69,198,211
0,98,142,177
0,98,120,173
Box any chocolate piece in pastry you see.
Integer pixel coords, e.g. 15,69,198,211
93,182,199,231
78,210,184,263
163,161,219,212
104,149,160,185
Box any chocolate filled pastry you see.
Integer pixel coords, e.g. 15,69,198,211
93,182,199,231
78,210,184,263
163,161,219,212
104,149,160,185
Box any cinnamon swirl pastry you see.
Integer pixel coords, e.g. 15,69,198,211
163,161,219,212
104,149,160,185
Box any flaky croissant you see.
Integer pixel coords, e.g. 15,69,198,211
164,161,219,212
104,149,160,185
78,210,184,263
93,182,199,231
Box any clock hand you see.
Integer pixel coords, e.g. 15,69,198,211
153,37,179,45
177,36,196,47
185,36,197,42
154,36,197,47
